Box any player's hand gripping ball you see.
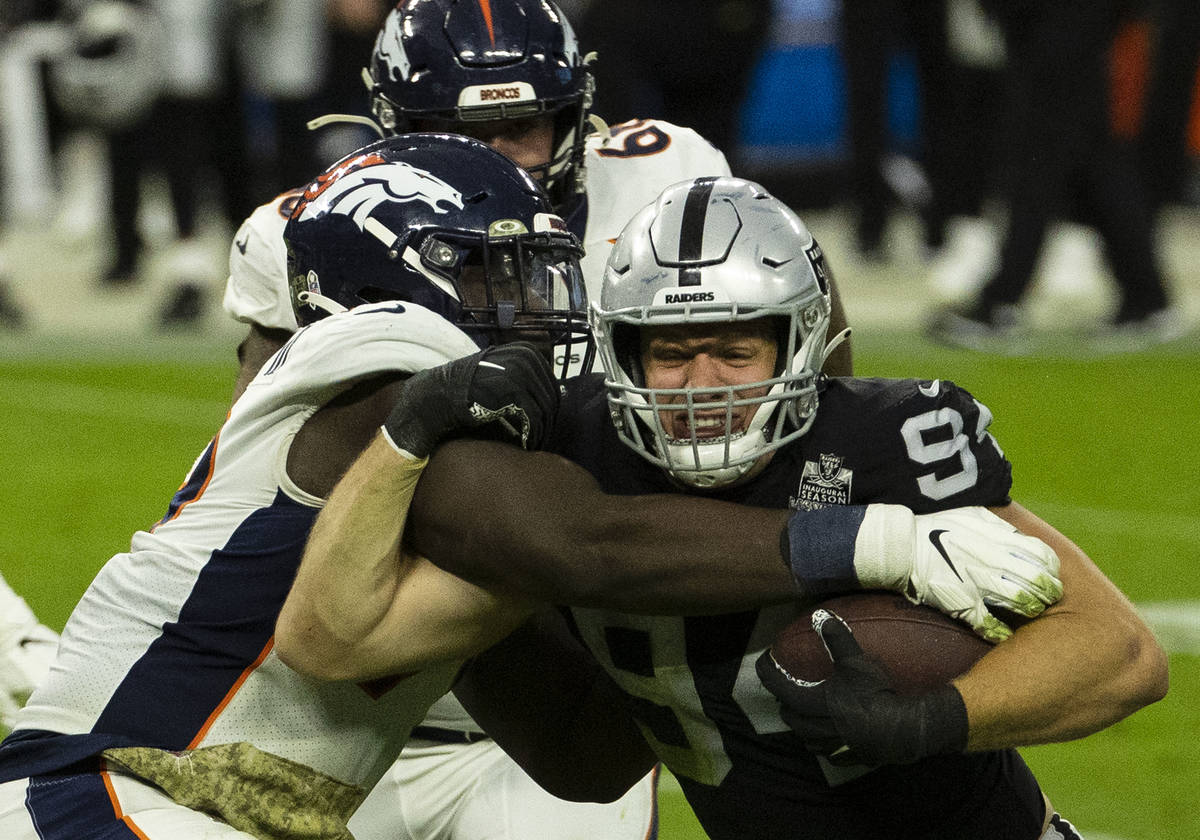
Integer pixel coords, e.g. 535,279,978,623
756,592,991,766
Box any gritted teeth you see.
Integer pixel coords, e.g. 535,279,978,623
672,412,740,440
666,427,747,444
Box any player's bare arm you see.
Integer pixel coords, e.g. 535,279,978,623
757,501,1167,766
409,438,799,613
410,439,1060,625
276,433,536,680
952,501,1168,750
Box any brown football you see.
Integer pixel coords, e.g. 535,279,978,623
770,591,993,695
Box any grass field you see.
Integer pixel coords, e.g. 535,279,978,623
0,331,1197,840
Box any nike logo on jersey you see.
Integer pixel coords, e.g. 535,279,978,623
235,235,249,255
918,380,941,397
927,529,963,581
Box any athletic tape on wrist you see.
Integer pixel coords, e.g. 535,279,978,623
917,684,971,758
782,505,868,596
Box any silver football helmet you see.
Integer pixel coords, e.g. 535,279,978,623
592,177,834,488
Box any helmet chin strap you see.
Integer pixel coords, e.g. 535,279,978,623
587,113,611,141
821,327,852,368
306,113,386,138
296,290,348,317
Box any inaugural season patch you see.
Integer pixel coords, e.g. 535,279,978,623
789,453,853,510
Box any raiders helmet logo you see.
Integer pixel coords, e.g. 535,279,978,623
804,241,831,293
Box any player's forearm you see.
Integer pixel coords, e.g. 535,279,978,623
955,503,1168,750
275,434,425,679
409,440,801,613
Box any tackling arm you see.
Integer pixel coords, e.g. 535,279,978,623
274,435,536,680
412,441,1060,628
409,439,800,613
954,502,1169,749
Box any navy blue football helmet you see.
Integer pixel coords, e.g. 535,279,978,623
368,0,594,212
283,133,592,376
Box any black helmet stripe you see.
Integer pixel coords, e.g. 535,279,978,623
678,176,718,286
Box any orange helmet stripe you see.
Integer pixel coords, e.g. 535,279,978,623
478,0,496,46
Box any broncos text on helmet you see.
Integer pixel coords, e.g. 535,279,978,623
283,133,593,377
367,0,595,213
592,176,837,488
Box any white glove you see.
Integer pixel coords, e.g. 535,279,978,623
853,505,1063,642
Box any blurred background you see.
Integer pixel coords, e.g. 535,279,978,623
1,0,1198,344
0,1,1197,839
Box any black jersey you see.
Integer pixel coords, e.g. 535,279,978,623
547,374,1045,840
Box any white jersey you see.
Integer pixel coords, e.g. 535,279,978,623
570,119,732,289
221,118,729,734
223,188,304,332
0,302,480,793
223,119,731,332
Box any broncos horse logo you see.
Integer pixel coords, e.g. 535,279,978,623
294,153,465,231
374,10,412,82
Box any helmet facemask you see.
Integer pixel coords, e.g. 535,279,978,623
411,225,594,377
598,305,829,489
593,176,836,489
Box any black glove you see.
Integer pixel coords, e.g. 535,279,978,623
383,342,559,458
755,609,969,767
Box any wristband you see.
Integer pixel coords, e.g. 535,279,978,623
780,505,869,596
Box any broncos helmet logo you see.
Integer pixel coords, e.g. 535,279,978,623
374,10,412,82
295,156,465,232
557,7,582,65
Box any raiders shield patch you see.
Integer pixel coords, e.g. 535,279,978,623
789,453,853,510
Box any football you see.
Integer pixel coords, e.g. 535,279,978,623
770,591,993,695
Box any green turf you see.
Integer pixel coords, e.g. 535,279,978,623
0,357,236,629
1,337,1196,840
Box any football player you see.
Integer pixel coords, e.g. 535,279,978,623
221,1,839,836
281,177,1166,840
0,135,599,840
0,138,1060,840
223,0,853,400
